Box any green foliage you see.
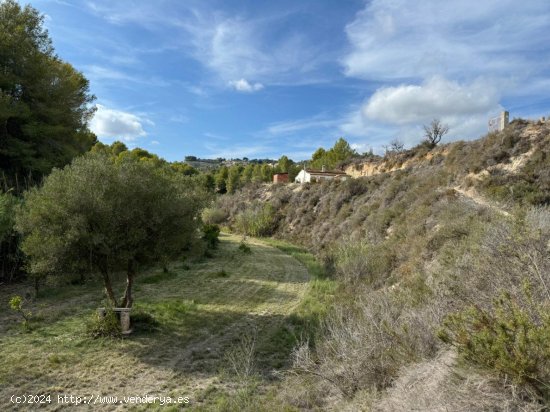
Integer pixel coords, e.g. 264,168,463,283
203,224,221,249
0,0,96,181
227,165,243,194
86,309,122,339
202,206,227,225
216,166,229,193
9,295,32,326
0,192,17,242
234,203,276,237
15,152,207,307
277,155,291,173
479,143,550,206
0,191,21,282
238,242,252,254
438,289,550,398
310,138,357,169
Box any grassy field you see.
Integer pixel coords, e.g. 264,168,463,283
0,234,333,411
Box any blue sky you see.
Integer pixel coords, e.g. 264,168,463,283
31,0,550,161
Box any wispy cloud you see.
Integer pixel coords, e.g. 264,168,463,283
169,114,189,124
337,0,550,149
266,115,340,136
83,65,171,87
342,0,550,82
83,1,330,87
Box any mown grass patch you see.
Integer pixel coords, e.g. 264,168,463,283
0,233,316,409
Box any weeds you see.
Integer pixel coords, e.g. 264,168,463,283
9,295,32,329
86,308,121,338
238,242,252,254
224,329,258,381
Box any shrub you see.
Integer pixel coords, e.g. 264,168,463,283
224,330,258,381
202,206,227,225
9,295,32,328
203,224,221,249
438,289,550,400
234,203,276,237
292,290,439,398
334,239,395,287
375,349,543,412
238,242,252,254
86,309,122,338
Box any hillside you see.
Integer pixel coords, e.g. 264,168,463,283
209,120,550,410
218,119,549,247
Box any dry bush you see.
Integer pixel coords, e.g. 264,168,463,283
333,239,395,287
441,207,550,307
224,329,258,381
375,349,544,412
202,206,227,225
291,289,440,399
433,207,550,405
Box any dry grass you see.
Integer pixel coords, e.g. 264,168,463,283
0,234,312,410
374,349,545,412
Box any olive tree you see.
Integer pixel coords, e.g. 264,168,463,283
16,152,206,306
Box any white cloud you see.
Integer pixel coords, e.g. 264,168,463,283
266,115,339,136
363,77,500,124
229,78,264,93
90,104,147,141
342,0,550,82
181,14,328,86
337,0,550,150
337,76,506,152
150,140,160,145
83,65,170,87
84,2,330,86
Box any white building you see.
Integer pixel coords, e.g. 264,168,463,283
295,167,350,184
488,111,509,132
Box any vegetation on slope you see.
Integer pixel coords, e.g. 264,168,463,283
212,122,550,410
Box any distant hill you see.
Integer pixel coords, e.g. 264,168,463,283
184,157,277,171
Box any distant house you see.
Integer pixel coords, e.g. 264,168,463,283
488,111,509,132
295,167,350,184
273,173,289,184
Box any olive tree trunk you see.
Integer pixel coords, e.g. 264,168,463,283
120,259,135,308
99,264,118,307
